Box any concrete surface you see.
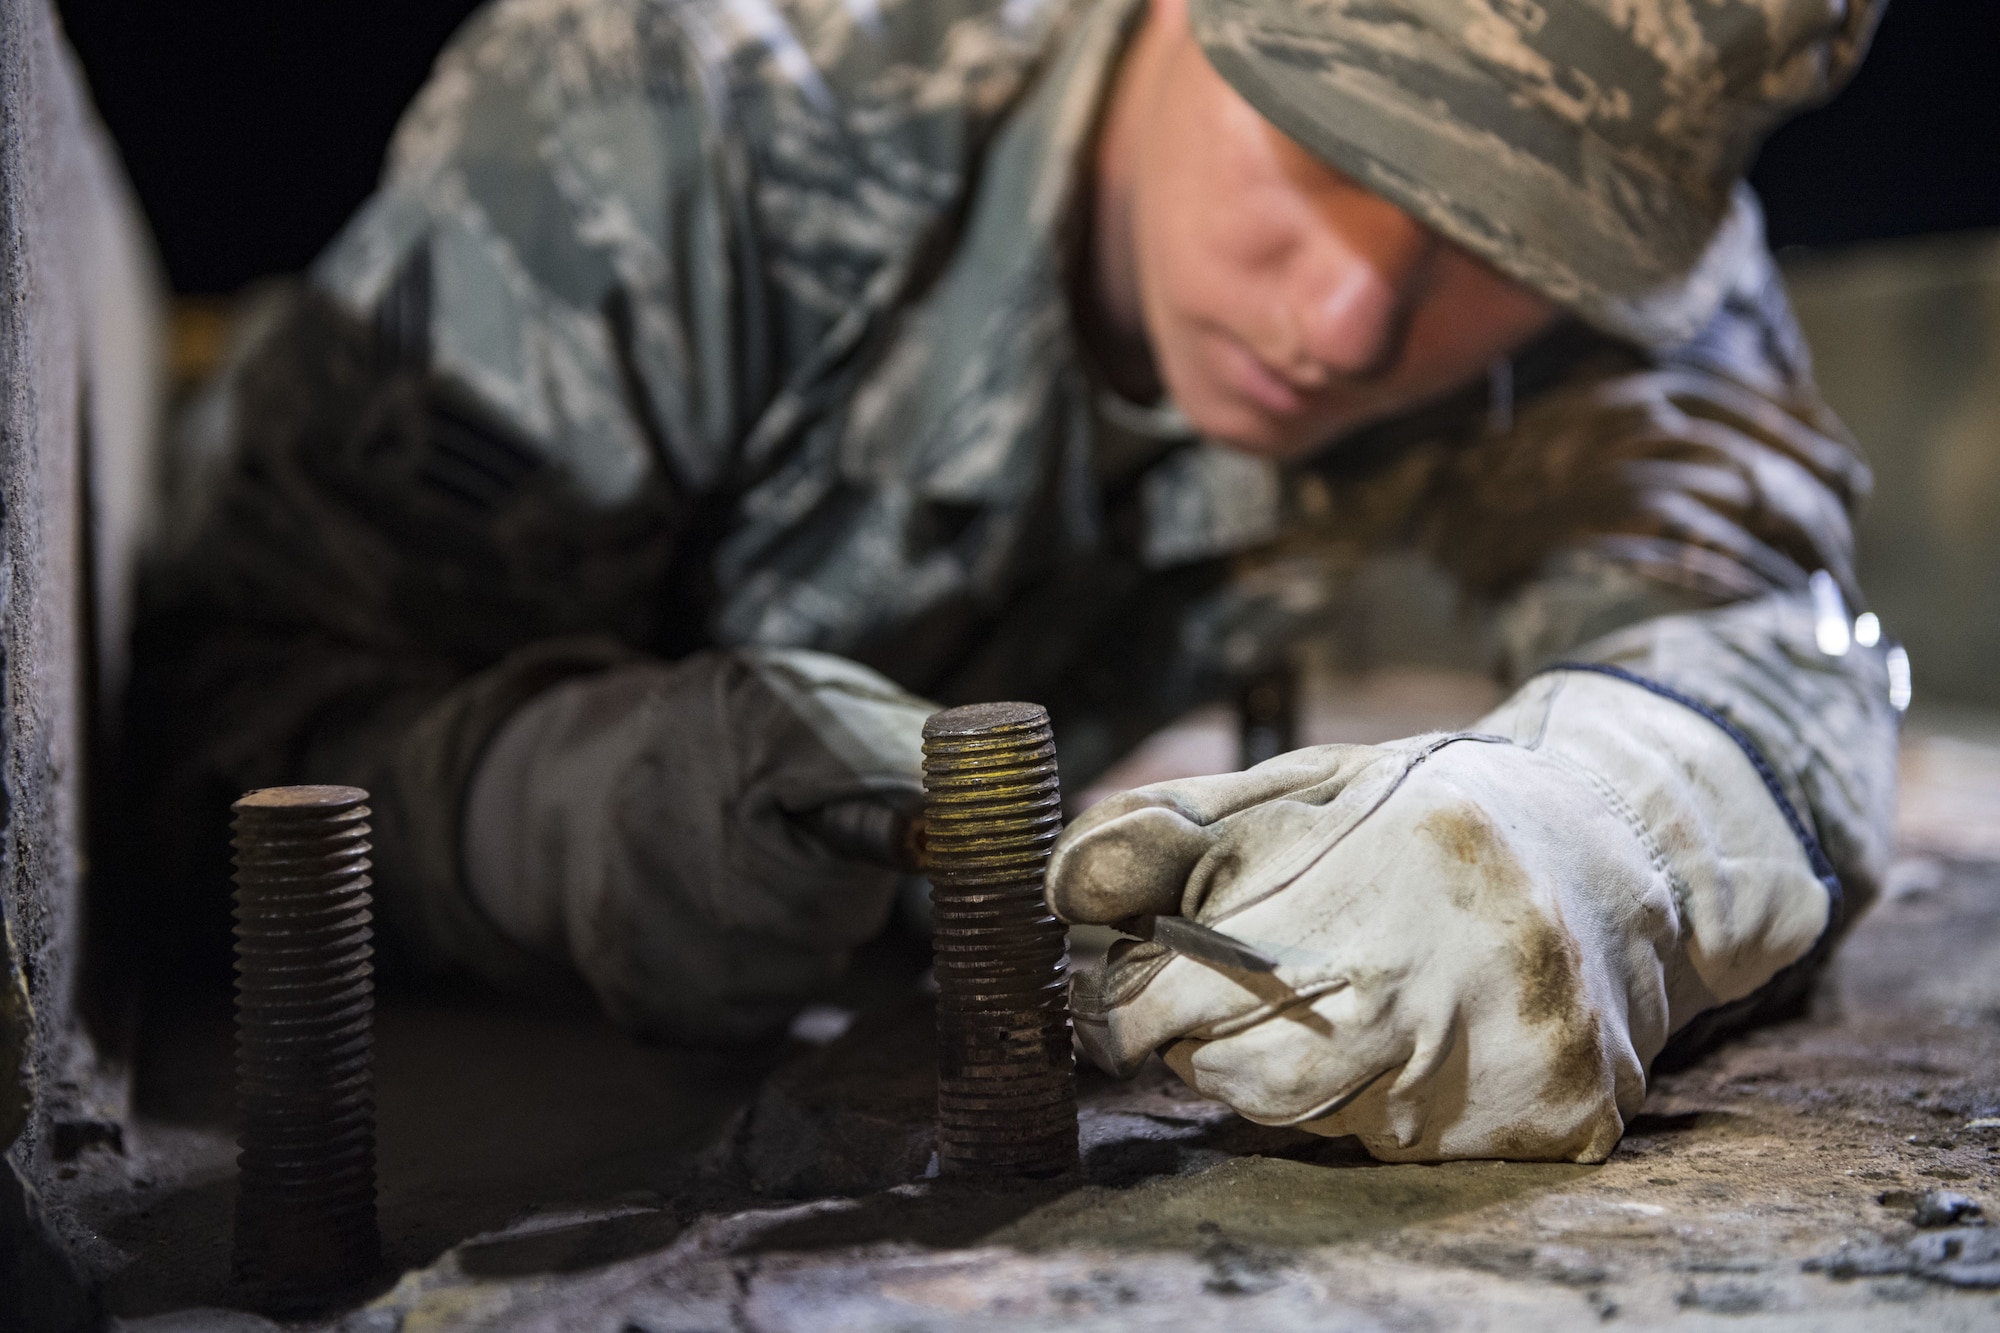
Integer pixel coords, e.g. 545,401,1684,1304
48,682,1996,1331
1,2,166,1322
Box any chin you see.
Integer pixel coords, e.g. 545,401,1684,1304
1179,392,1333,460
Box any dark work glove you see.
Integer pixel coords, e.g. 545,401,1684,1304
463,648,930,1041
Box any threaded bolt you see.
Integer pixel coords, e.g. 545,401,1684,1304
231,785,380,1308
922,702,1077,1179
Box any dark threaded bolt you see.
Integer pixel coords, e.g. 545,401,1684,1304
922,702,1078,1179
231,785,380,1309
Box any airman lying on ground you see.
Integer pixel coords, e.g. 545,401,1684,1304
131,0,1895,1162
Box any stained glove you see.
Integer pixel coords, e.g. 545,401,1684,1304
1048,669,1833,1162
463,648,931,1041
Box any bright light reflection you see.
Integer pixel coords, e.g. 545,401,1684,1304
1887,645,1912,713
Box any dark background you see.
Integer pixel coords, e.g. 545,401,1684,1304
57,0,2000,296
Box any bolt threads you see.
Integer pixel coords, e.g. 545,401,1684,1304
923,702,1077,1179
231,785,379,1308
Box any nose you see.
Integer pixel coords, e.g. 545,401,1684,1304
1287,197,1434,382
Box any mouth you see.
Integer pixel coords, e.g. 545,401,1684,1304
1215,334,1314,419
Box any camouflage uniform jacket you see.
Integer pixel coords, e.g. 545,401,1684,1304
134,0,1897,1029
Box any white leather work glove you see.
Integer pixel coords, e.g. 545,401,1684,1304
1048,670,1834,1162
463,648,931,1042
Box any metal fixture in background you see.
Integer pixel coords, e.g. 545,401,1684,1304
231,785,380,1310
922,702,1078,1179
1239,666,1298,768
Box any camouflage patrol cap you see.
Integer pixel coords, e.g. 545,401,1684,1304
1190,0,1883,348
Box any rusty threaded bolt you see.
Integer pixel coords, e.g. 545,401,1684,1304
922,702,1078,1179
231,785,380,1308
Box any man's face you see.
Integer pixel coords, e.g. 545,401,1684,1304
1107,2,1560,459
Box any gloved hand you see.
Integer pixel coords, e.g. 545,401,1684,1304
1048,670,1833,1162
463,648,931,1041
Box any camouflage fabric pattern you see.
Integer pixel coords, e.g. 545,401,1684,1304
1192,0,1884,347
134,0,1895,1002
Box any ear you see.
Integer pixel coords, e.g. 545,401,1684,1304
1047,794,1216,923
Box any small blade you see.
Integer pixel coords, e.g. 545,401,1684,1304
1111,914,1279,974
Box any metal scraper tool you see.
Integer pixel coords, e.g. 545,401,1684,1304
1111,914,1279,973
801,801,1279,974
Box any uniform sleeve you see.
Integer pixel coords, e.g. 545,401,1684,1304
128,0,765,978
1412,242,1897,1054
